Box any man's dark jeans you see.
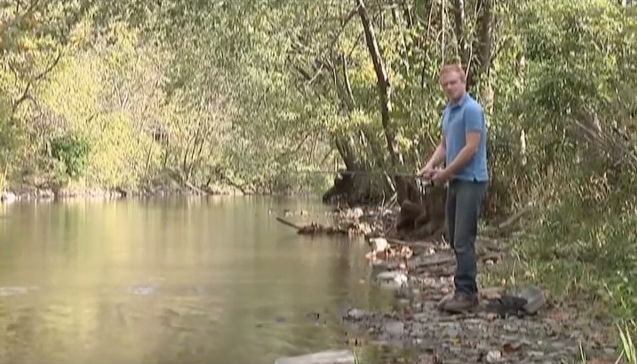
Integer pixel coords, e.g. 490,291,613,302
445,179,487,298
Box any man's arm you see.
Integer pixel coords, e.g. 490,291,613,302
444,105,484,175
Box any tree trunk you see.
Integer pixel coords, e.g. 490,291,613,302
451,0,469,70
467,0,493,89
356,0,408,202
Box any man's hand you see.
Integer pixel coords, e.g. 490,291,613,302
418,166,435,180
431,168,452,184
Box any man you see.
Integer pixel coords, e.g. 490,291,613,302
418,64,489,313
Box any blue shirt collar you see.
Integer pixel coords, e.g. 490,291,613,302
447,93,470,110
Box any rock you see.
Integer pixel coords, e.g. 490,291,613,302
370,261,395,273
410,323,426,337
376,271,406,281
418,353,441,364
379,281,407,290
527,350,545,358
436,292,454,310
368,237,389,252
273,349,356,364
345,308,371,320
383,320,405,336
486,350,502,363
518,286,546,314
0,191,17,203
376,271,408,289
481,287,505,300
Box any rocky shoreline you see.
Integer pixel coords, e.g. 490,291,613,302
275,206,626,364
342,237,619,363
1,188,122,203
0,184,243,204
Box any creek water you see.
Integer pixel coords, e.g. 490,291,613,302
0,196,393,364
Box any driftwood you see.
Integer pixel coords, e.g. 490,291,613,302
482,201,535,237
275,216,362,237
184,181,208,195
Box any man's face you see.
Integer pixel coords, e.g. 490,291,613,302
440,71,465,102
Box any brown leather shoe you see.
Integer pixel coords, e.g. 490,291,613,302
441,292,479,313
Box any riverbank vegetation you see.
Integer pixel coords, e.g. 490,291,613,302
1,0,636,348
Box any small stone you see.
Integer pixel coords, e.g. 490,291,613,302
502,341,525,353
518,286,546,314
437,292,454,310
413,313,432,322
528,351,545,358
551,341,566,349
604,347,617,355
368,237,389,252
376,271,404,280
383,320,405,337
443,327,460,338
345,308,370,320
465,319,483,325
481,287,505,300
352,207,364,219
410,323,426,337
376,271,408,289
486,350,502,363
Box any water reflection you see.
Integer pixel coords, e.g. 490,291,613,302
0,197,390,363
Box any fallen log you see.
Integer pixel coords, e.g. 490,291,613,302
482,201,535,236
275,216,358,237
408,253,456,272
275,216,302,230
184,181,208,195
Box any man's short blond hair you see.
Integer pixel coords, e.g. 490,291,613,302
439,63,467,82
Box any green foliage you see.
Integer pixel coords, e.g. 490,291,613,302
50,134,90,179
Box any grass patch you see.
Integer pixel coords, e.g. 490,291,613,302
481,195,637,363
483,196,637,318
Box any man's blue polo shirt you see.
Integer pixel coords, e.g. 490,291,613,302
441,93,489,182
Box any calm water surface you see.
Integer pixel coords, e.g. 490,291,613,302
0,196,390,364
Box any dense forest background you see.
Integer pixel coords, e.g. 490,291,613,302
1,0,636,317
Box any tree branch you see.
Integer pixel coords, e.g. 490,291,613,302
12,51,64,112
